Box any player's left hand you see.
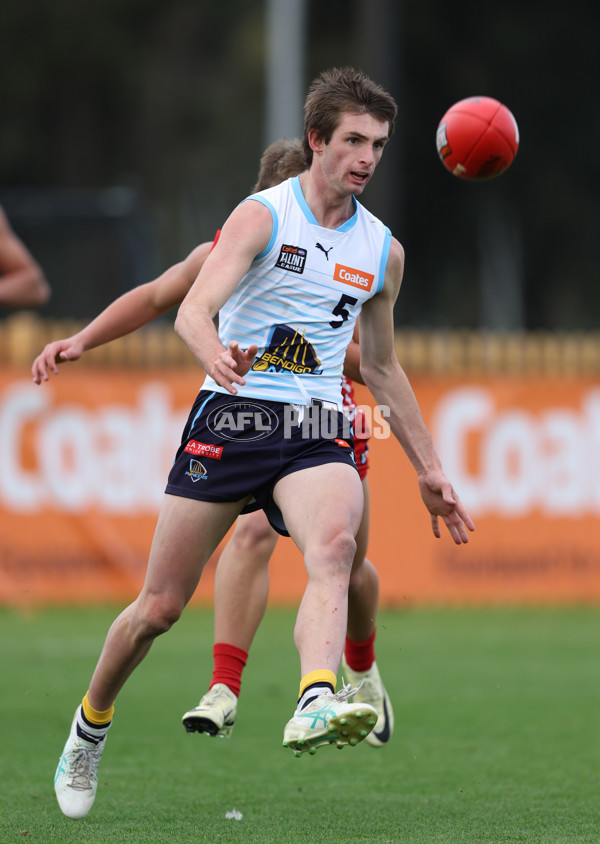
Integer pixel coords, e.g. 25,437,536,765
211,341,258,394
32,336,85,384
418,470,475,544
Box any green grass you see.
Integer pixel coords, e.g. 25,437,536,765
1,606,599,843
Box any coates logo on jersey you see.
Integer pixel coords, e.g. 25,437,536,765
275,244,307,275
334,263,374,292
184,440,223,460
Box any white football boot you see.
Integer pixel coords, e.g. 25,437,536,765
54,709,106,819
182,683,238,738
341,657,394,747
282,681,377,756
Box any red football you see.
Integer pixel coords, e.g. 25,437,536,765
436,96,519,180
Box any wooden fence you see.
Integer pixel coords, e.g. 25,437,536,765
2,312,600,375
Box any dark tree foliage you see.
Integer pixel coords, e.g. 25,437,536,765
0,0,597,327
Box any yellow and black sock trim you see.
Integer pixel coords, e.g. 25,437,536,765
82,692,114,726
298,669,336,699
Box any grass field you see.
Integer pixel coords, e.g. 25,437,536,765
1,605,598,844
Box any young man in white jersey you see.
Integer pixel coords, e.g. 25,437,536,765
52,67,474,819
37,141,393,751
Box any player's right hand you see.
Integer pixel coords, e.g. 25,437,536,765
32,337,85,384
211,340,258,394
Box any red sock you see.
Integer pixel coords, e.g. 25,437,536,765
344,628,376,672
210,643,248,698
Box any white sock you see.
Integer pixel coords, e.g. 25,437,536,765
297,683,334,712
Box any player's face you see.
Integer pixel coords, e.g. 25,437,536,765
321,111,389,196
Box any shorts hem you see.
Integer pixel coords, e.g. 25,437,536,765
165,485,251,506
274,453,359,486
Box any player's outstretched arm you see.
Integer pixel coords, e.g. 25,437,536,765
32,241,212,384
358,238,475,544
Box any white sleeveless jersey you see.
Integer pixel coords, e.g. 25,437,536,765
202,175,392,406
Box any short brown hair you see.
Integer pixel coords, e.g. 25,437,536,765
253,138,307,192
303,67,397,165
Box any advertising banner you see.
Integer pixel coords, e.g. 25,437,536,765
1,369,599,606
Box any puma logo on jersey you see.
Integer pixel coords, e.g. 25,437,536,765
316,242,333,260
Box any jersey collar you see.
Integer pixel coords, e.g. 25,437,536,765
291,175,358,232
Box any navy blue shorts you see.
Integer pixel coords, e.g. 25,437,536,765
165,390,358,536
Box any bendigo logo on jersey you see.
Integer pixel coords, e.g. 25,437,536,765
252,323,323,375
275,244,307,274
334,263,374,292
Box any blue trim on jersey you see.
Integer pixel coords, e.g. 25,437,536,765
336,200,358,232
291,175,358,231
186,391,216,440
291,176,318,225
377,227,392,293
242,195,279,260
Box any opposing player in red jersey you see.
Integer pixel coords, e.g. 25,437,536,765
183,321,393,749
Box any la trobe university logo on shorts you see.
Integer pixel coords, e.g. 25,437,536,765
207,401,280,441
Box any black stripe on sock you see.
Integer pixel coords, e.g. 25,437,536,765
297,681,335,710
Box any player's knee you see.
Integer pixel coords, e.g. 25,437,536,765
313,529,356,574
348,563,364,594
138,593,183,638
348,556,377,594
232,516,276,555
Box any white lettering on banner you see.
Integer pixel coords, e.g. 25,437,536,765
4,381,600,519
433,386,600,517
0,382,185,514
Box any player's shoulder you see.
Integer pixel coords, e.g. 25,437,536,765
218,192,274,256
234,180,287,222
354,200,395,246
388,236,405,267
378,236,405,296
228,193,274,226
227,179,292,240
244,177,290,206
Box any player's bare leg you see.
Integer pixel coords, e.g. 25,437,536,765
182,510,278,738
346,478,378,642
213,510,277,651
342,477,395,746
55,495,244,819
87,496,245,710
275,463,377,754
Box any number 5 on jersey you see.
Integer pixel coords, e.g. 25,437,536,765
330,294,358,329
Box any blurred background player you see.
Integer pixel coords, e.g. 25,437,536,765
34,137,394,817
0,204,50,308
